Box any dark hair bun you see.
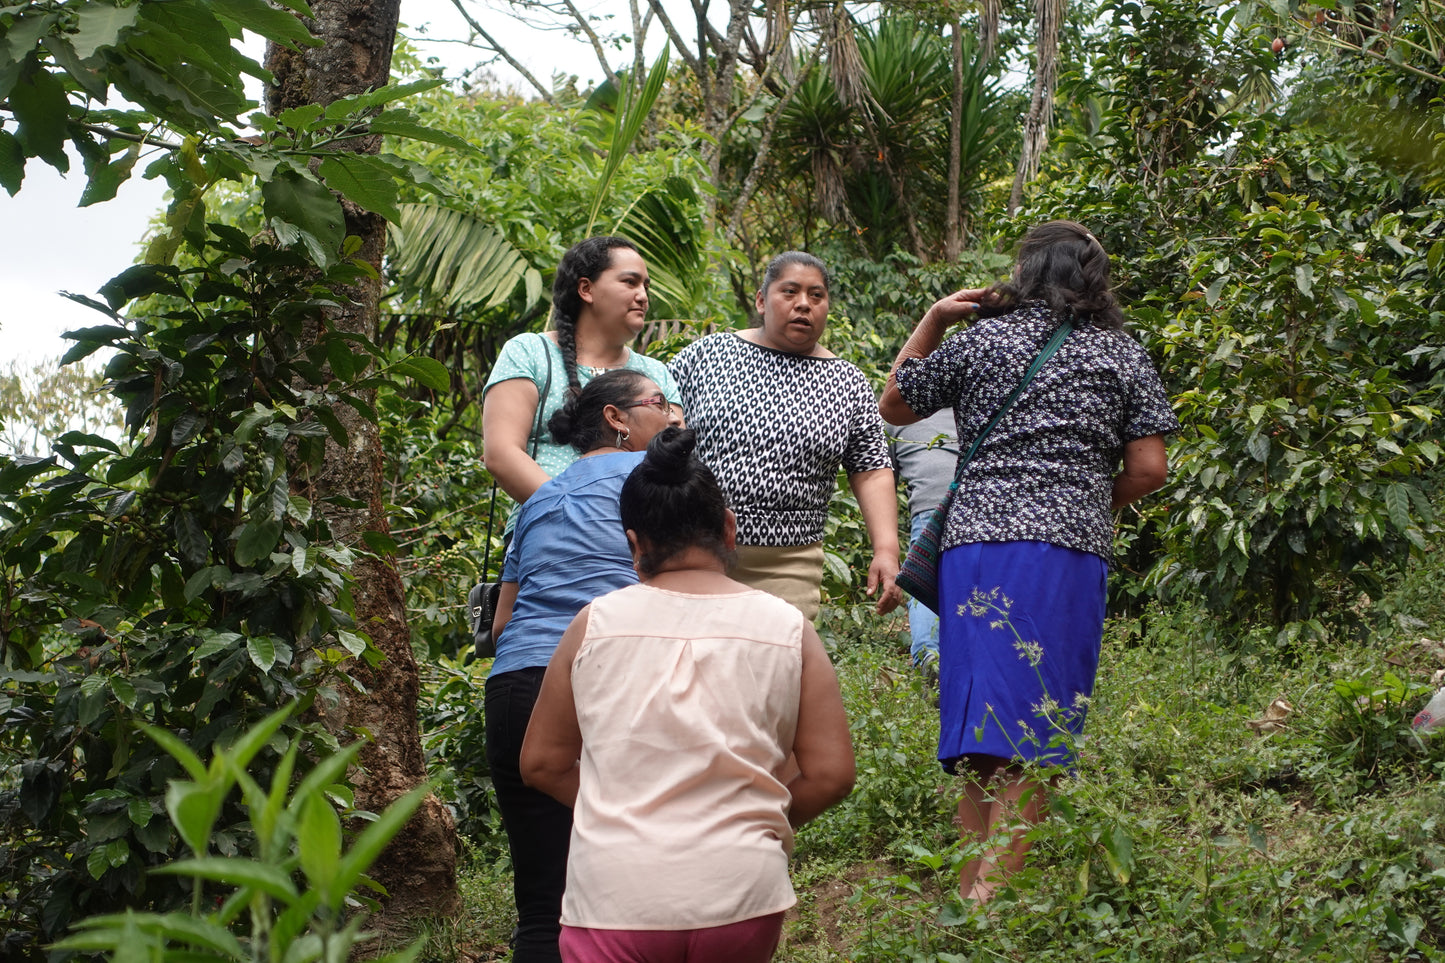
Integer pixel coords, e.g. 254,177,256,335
546,400,577,446
621,427,730,577
640,427,696,482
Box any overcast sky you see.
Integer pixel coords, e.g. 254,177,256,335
0,0,654,368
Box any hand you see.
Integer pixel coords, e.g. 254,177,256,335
926,288,993,328
866,553,904,615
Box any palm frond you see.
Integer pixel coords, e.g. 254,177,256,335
387,204,539,315
585,46,672,235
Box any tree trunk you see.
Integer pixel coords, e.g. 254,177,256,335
946,21,964,260
265,0,459,934
1008,0,1063,214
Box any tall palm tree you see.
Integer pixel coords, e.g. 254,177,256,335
772,17,1010,258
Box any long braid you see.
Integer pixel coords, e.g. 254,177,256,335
554,310,583,396
551,236,639,397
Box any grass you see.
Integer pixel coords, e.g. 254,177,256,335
429,566,1445,962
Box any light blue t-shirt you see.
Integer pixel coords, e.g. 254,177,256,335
491,451,645,676
483,332,680,481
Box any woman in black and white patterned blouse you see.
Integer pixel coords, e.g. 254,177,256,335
880,221,1179,905
669,252,904,620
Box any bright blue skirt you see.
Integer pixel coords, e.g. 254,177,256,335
936,541,1108,771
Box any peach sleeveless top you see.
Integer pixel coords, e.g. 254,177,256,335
560,582,805,930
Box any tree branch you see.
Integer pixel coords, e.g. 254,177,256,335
725,42,822,243
447,0,556,103
645,0,702,73
558,0,621,88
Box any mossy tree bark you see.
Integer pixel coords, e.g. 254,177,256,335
264,0,459,932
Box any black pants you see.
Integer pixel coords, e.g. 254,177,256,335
485,666,571,963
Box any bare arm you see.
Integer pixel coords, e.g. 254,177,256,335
482,378,552,503
880,289,990,426
848,468,904,615
491,581,518,645
1112,434,1168,508
520,608,589,807
787,623,855,828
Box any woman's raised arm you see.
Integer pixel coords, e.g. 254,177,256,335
880,289,987,425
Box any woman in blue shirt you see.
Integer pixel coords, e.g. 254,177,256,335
485,368,681,963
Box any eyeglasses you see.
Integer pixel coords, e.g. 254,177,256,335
621,393,672,415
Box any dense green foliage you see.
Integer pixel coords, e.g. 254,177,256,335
54,704,430,963
0,0,461,952
6,0,1445,955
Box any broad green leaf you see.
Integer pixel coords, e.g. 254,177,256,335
1204,275,1227,306
337,629,366,656
170,410,203,446
210,0,316,48
3,13,62,58
86,846,110,880
153,857,300,901
110,676,137,708
79,142,141,207
287,494,313,522
297,790,342,900
391,357,449,391
70,2,140,58
291,545,319,576
823,550,851,587
10,60,70,170
174,511,209,567
246,634,277,671
261,169,343,268
164,782,223,856
182,566,230,604
235,518,282,566
1385,484,1412,534
368,111,477,152
1294,264,1313,298
270,473,290,521
0,129,24,195
235,406,270,442
278,103,324,130
1100,824,1134,884
327,337,358,381
318,153,402,223
322,78,444,121
127,797,153,827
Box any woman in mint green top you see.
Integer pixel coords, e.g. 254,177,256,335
482,237,682,518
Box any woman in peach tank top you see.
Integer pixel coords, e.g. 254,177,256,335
521,427,856,963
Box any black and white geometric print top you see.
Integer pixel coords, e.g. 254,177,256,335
894,301,1180,562
669,332,893,546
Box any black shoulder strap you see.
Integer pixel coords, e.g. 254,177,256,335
951,319,1073,484
530,332,554,459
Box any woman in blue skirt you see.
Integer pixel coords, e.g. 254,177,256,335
879,221,1179,903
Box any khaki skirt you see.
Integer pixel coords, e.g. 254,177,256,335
730,542,825,620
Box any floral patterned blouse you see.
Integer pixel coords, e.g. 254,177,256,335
894,301,1179,561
